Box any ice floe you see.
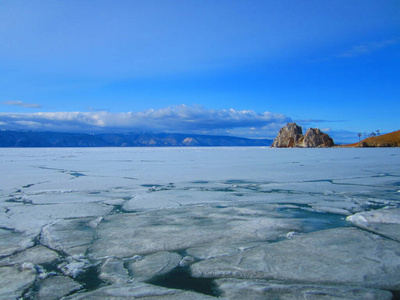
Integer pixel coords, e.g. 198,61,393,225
62,281,220,299
99,257,132,284
347,207,400,242
215,278,393,300
89,204,303,259
41,217,102,256
0,266,36,299
128,251,182,282
0,228,34,257
35,275,83,300
190,227,400,290
0,245,59,267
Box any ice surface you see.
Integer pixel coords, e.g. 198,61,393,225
128,251,182,281
0,266,36,299
347,207,400,242
35,276,83,300
0,245,59,267
191,227,400,289
89,204,303,259
99,257,131,284
0,228,34,257
41,217,101,256
0,147,399,298
3,202,112,236
215,279,393,300
62,281,220,299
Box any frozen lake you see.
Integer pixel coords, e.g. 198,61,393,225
1,147,400,299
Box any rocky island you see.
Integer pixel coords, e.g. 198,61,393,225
271,122,334,148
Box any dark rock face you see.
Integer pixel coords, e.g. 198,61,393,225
272,123,334,148
271,123,303,148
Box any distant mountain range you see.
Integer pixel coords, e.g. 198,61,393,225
0,131,272,147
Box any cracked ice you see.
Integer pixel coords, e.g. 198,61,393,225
0,147,400,299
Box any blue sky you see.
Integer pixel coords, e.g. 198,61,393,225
0,0,399,143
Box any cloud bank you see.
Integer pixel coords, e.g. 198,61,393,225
0,105,290,138
1,100,42,109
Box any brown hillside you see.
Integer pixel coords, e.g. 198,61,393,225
341,130,400,147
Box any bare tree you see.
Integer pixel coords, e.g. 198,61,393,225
358,132,362,142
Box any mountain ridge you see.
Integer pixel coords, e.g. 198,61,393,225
0,130,272,147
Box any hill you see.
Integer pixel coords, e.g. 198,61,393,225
0,131,272,147
341,130,400,147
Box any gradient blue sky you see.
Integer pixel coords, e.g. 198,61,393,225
1,0,399,143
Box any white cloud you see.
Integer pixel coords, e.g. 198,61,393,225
14,121,42,127
338,37,400,58
0,105,291,138
1,100,42,108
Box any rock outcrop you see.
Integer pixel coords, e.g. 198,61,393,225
272,123,334,148
299,128,334,148
271,123,303,148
